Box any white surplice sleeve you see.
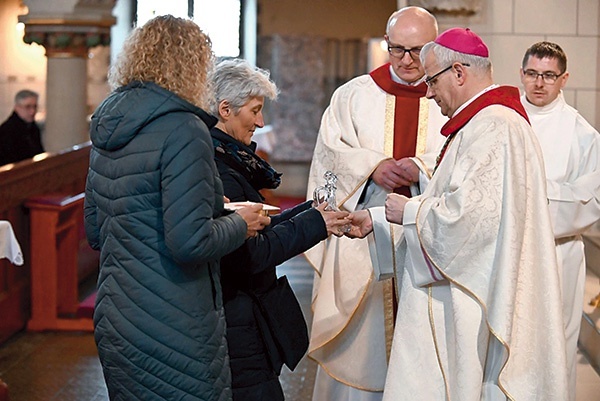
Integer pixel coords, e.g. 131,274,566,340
402,199,445,286
547,119,600,238
368,206,410,281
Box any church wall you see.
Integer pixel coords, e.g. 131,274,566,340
255,0,397,161
257,0,397,39
255,0,398,197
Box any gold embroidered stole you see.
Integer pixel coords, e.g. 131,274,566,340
382,95,429,362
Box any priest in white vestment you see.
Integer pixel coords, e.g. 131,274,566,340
349,28,569,401
519,41,600,401
304,7,446,400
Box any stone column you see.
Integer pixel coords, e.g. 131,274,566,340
19,0,116,153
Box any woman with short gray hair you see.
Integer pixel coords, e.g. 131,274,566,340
210,58,350,400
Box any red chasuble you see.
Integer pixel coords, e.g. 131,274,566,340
434,86,529,172
370,63,428,196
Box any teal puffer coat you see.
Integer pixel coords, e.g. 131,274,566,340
84,81,247,401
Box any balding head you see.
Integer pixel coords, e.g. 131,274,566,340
385,7,438,83
386,7,438,38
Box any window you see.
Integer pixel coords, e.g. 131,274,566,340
193,0,240,57
136,0,241,58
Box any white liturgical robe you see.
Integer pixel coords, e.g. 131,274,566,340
521,92,600,400
372,86,569,400
305,64,446,397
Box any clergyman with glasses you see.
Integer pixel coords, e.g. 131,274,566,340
346,27,569,400
304,6,446,401
520,41,600,401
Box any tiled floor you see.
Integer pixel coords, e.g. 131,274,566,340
0,254,599,400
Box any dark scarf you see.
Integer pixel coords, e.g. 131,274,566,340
211,127,282,191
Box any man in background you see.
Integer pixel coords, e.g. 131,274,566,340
0,89,44,165
305,6,446,400
520,41,600,401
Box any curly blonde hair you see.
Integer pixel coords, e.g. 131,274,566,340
109,14,214,109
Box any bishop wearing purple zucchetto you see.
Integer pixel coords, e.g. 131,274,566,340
346,27,570,401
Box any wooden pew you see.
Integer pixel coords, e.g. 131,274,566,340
25,193,93,331
0,142,96,344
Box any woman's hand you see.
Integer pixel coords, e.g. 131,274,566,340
236,203,271,238
315,202,351,237
344,209,373,238
385,193,409,225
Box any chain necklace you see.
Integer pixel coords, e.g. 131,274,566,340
433,132,458,175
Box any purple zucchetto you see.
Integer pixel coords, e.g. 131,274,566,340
434,27,489,58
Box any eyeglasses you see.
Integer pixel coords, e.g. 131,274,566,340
387,43,422,60
425,63,470,87
522,69,565,84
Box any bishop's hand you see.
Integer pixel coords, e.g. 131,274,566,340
385,193,409,225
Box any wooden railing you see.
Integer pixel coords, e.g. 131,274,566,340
0,142,95,345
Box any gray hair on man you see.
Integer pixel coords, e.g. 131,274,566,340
420,41,492,75
15,89,39,104
208,58,278,117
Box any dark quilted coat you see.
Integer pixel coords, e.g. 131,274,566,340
84,81,247,401
211,127,327,400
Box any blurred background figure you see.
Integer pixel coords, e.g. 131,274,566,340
0,89,44,165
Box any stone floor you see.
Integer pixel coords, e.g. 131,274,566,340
0,254,599,400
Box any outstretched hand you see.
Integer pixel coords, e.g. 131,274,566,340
344,209,373,239
315,202,351,237
235,203,271,238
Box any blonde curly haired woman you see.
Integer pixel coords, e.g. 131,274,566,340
84,15,270,400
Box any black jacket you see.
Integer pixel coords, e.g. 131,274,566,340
212,127,327,400
0,111,44,165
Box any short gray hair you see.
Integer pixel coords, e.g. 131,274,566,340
15,89,38,104
208,58,278,117
420,42,492,74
